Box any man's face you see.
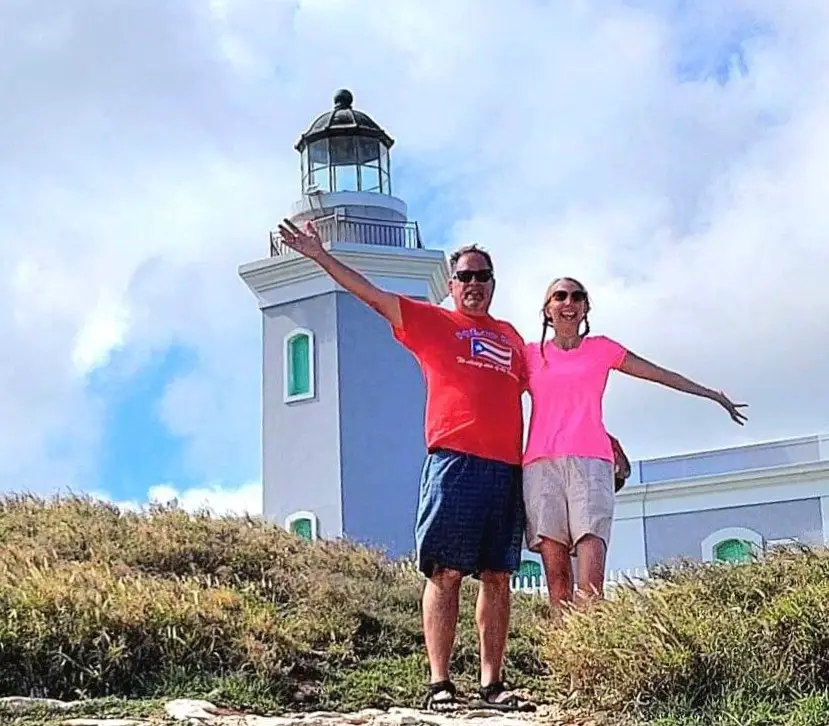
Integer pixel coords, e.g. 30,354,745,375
449,252,495,316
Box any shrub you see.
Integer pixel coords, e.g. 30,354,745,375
0,494,546,711
5,492,828,723
541,544,829,720
0,559,292,700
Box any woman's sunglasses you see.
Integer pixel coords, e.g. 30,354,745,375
550,289,587,303
454,269,494,283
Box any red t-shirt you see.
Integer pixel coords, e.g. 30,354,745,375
391,295,527,466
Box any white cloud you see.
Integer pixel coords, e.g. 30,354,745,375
146,480,262,517
90,480,262,517
2,0,829,497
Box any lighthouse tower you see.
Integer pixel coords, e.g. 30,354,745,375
239,89,449,557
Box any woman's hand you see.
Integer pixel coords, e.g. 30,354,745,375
714,391,749,425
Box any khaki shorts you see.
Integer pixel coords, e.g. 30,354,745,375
522,456,615,552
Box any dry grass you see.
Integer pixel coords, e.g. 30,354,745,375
541,544,829,724
3,493,829,725
0,494,549,712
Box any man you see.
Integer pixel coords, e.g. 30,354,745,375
277,219,533,712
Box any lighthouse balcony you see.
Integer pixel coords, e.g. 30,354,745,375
270,212,423,257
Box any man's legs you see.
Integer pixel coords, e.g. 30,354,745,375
422,567,463,684
414,449,488,706
471,461,534,711
476,570,511,686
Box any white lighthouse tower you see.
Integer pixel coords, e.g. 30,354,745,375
238,89,449,556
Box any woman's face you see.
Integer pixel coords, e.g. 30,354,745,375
545,278,588,331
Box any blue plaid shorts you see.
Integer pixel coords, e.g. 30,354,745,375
414,448,525,578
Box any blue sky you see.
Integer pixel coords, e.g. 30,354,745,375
3,0,829,514
88,345,196,501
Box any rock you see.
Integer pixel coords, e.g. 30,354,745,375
63,720,146,726
305,712,348,720
384,713,419,725
0,695,612,726
0,696,78,714
165,698,225,721
460,710,508,719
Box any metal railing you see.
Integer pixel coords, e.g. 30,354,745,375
270,213,422,256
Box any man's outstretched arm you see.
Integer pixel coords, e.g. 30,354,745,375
277,218,402,328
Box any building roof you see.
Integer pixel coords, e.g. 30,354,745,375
629,432,829,485
295,89,394,152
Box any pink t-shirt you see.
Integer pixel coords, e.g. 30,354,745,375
523,336,628,465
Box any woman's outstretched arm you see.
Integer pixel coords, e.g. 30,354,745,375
618,351,748,425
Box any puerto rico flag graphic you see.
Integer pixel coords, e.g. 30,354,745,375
470,337,513,368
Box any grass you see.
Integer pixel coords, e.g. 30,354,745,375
542,544,829,725
0,493,549,716
1,494,829,726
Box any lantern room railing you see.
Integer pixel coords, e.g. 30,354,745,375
270,213,422,256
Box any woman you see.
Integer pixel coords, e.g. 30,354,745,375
522,277,747,609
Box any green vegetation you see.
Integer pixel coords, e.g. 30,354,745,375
1,494,829,725
543,545,829,725
0,494,548,716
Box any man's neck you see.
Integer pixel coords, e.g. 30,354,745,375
457,307,490,319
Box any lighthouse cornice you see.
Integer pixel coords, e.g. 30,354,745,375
239,243,450,309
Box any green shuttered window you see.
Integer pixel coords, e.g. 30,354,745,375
290,517,313,541
286,511,318,541
284,329,314,401
714,538,752,563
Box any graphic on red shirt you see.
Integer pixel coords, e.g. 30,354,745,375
454,327,517,376
391,295,526,465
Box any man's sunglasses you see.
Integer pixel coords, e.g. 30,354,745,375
550,289,587,303
454,269,494,283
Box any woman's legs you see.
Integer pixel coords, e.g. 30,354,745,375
523,456,613,613
536,536,573,613
573,534,607,602
523,458,572,615
568,457,615,602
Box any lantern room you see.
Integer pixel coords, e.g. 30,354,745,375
295,89,393,196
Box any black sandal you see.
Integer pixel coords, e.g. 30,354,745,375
423,680,464,711
471,681,536,712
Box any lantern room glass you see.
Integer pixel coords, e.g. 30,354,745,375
302,136,391,194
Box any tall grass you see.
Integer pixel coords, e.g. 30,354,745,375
0,494,548,710
3,493,829,724
542,544,829,722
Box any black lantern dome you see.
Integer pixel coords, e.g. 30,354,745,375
296,90,393,196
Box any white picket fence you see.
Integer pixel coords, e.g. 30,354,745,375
391,559,652,596
509,567,652,596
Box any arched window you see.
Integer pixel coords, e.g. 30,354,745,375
701,527,763,564
714,538,752,563
285,511,318,541
284,328,315,402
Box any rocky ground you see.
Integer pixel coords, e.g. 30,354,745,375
0,697,627,726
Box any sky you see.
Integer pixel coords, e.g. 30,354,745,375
2,0,829,517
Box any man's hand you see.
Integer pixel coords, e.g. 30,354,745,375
277,219,325,260
275,216,402,327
